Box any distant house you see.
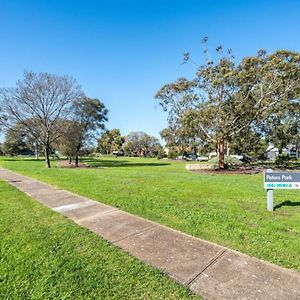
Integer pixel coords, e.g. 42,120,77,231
266,144,300,160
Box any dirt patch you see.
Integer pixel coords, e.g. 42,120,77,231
57,160,89,168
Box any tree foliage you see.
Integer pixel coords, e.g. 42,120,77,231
62,97,108,166
98,129,124,155
123,131,161,157
156,39,300,168
2,125,32,156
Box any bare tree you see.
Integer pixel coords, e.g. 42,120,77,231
0,71,82,167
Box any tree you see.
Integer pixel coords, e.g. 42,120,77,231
123,131,161,157
263,110,300,154
160,126,201,156
0,71,82,168
156,39,300,168
98,129,124,154
160,128,174,148
72,96,108,166
156,78,199,155
2,131,27,156
58,97,108,166
55,120,83,163
156,44,239,168
2,122,36,156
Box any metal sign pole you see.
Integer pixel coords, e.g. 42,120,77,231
267,189,274,211
266,169,274,212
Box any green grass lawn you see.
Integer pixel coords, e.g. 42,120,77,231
0,156,300,272
0,180,198,299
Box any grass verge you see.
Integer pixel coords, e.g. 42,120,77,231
0,179,198,299
0,156,300,272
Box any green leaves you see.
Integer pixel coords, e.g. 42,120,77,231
156,44,300,165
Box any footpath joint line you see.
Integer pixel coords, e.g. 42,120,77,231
111,224,158,244
185,248,228,287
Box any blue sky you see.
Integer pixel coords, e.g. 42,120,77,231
0,0,300,140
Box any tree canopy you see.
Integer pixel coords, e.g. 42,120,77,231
156,40,300,168
123,131,161,157
60,97,108,166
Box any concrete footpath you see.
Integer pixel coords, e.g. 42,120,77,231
0,168,299,300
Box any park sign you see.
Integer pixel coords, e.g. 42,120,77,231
264,171,300,189
264,169,300,212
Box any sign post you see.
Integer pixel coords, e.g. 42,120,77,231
266,169,274,212
264,169,300,212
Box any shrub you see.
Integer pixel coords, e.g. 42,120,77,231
156,149,165,159
275,153,291,168
167,150,180,159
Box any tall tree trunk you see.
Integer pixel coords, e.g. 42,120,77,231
226,143,230,156
69,156,72,164
35,142,39,160
44,145,51,168
218,138,225,169
217,92,225,169
75,144,81,167
192,138,197,156
193,145,197,156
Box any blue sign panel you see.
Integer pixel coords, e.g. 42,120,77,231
264,172,300,189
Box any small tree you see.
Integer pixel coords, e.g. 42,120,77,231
0,71,82,167
98,129,124,154
1,122,36,156
58,97,108,166
56,120,83,163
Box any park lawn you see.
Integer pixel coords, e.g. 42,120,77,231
0,179,199,300
0,156,300,272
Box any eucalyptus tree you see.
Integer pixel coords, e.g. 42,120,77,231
156,39,300,168
156,43,238,168
0,71,82,167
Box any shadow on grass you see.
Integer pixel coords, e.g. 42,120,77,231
83,159,170,168
0,156,170,168
0,157,42,162
274,200,300,210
